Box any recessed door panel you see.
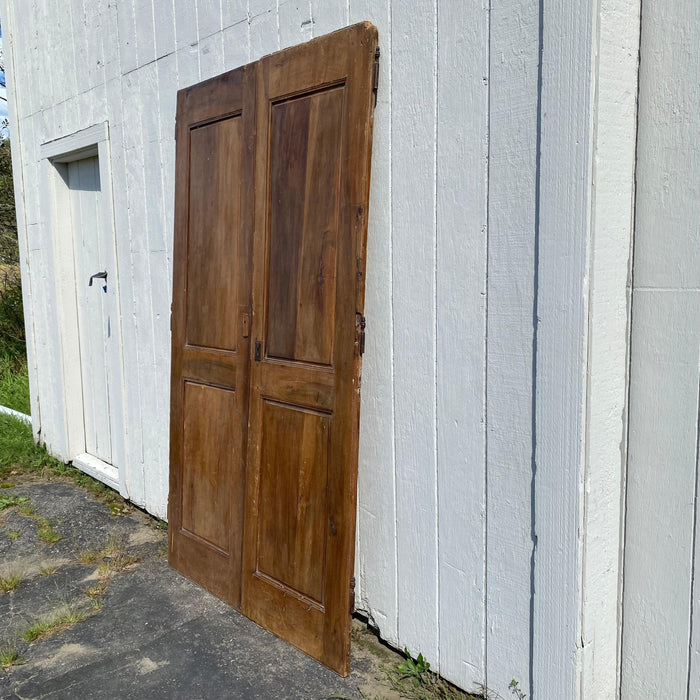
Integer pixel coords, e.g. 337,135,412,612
266,87,344,366
181,382,237,552
186,116,242,352
256,400,330,606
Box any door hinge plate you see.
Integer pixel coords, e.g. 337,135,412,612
373,47,380,106
355,314,366,355
254,340,262,362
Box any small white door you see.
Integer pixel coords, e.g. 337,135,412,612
67,156,119,467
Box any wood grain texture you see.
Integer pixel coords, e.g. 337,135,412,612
266,88,343,366
169,63,256,609
242,22,378,676
186,117,242,351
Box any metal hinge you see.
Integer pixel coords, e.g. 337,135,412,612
355,313,366,355
349,576,356,614
373,47,380,106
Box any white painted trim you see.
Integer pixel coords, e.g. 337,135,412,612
72,452,120,492
0,405,31,423
40,123,109,160
579,0,641,697
41,123,129,500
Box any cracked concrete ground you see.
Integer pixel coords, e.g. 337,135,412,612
0,479,405,700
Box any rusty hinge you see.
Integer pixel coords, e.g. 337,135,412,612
373,47,380,106
355,313,366,355
349,576,356,614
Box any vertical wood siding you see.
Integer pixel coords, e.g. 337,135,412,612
622,0,700,697
0,1,606,696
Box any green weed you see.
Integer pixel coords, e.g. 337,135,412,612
0,572,23,593
22,602,101,642
6,529,20,539
0,641,23,669
0,494,28,511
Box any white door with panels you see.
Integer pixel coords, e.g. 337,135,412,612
67,156,118,470
42,124,125,494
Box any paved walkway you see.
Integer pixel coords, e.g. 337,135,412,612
0,480,400,700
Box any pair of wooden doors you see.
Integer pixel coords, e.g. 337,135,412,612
168,24,378,675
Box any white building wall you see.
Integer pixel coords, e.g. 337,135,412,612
0,1,639,697
622,0,700,697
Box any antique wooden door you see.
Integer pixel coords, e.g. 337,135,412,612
240,23,378,676
168,65,256,607
169,23,378,675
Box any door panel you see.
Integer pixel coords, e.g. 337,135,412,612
69,156,113,464
186,116,242,351
266,86,344,366
181,382,237,552
241,23,378,675
169,23,377,676
168,64,256,609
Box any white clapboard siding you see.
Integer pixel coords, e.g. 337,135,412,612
0,1,647,697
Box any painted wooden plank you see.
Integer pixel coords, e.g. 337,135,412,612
197,0,222,40
117,0,138,74
153,0,176,59
106,75,143,500
134,0,156,67
103,0,121,82
632,0,700,291
84,0,106,90
435,0,488,690
222,20,250,71
622,290,700,699
310,0,347,37
156,52,178,279
71,0,90,94
347,0,397,645
579,0,640,696
278,1,313,49
173,0,198,50
0,1,43,434
249,0,275,20
485,1,539,695
176,45,201,89
391,0,438,664
249,10,279,62
531,2,593,697
199,32,225,81
222,0,247,30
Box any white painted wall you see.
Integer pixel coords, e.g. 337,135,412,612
0,1,650,697
622,0,700,697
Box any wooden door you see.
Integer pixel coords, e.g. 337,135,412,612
168,22,378,675
68,155,120,468
168,65,256,607
240,23,378,675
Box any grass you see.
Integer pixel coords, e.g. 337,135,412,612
0,572,23,593
0,641,23,669
0,412,132,516
36,519,61,543
0,494,28,511
22,601,102,643
39,565,58,576
6,529,20,539
0,355,29,415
